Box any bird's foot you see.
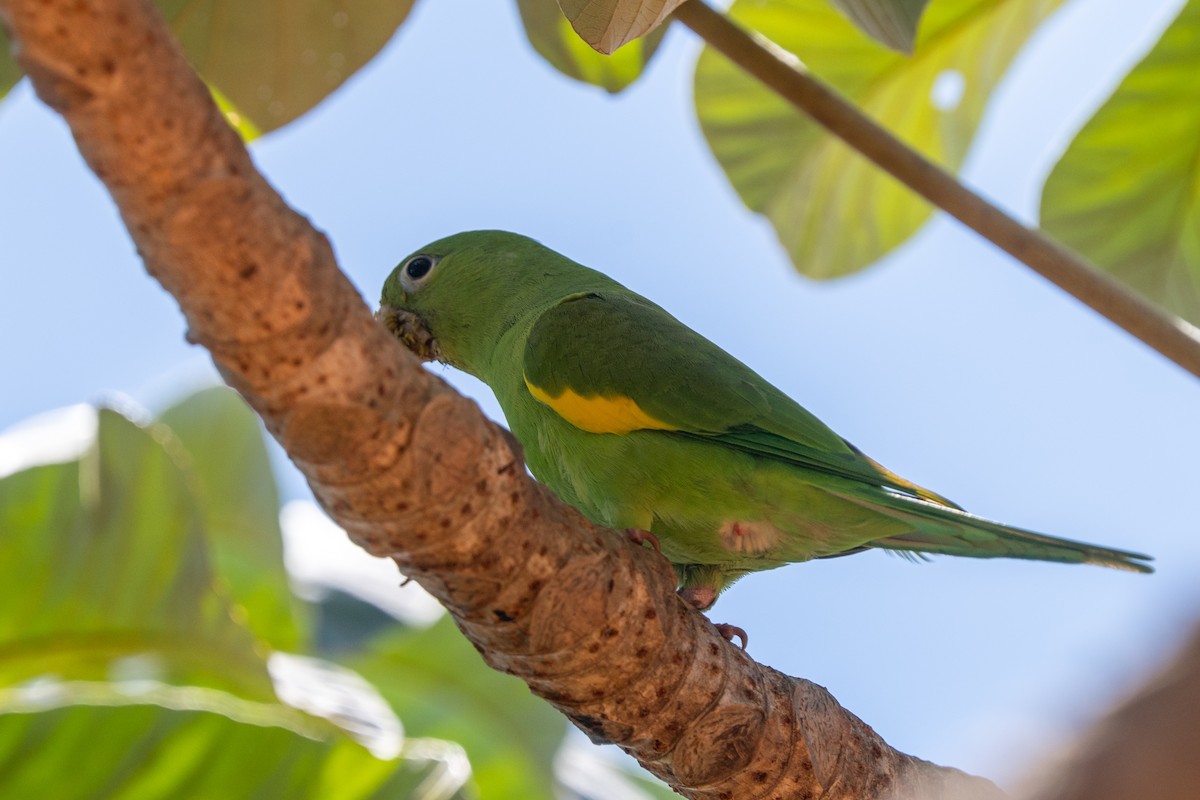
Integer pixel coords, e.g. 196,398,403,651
714,623,748,650
624,528,662,555
677,587,747,648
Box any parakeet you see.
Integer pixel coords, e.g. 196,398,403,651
378,230,1152,613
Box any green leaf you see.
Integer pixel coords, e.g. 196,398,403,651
154,0,418,133
0,26,22,102
350,614,567,800
156,387,305,652
1040,0,1200,326
556,0,683,54
830,0,930,52
695,0,1063,279
0,690,470,799
209,85,265,142
518,0,668,93
0,408,273,700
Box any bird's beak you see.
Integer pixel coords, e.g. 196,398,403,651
375,305,443,363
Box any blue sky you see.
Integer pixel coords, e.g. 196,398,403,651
1,0,1197,785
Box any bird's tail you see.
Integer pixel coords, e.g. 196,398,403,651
834,486,1153,573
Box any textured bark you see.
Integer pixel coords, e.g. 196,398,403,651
0,1,1005,797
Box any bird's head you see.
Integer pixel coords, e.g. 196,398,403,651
378,230,613,378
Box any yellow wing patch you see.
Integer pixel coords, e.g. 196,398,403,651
524,376,678,435
860,453,962,509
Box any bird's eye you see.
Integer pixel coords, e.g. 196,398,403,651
406,256,433,279
399,254,439,291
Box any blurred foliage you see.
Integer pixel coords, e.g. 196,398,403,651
156,388,305,652
694,0,1063,280
829,0,931,51
517,0,668,93
313,587,405,655
0,0,415,132
545,0,934,54
3,0,1196,332
154,0,417,133
351,615,568,800
0,27,17,101
1041,0,1200,327
0,409,273,700
0,398,462,796
0,700,470,800
0,388,670,798
555,0,683,54
2,0,1198,787
209,86,265,142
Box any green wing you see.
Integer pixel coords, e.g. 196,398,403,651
523,291,956,506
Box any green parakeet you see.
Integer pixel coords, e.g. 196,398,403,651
378,230,1152,611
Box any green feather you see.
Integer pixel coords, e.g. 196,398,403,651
380,230,1153,607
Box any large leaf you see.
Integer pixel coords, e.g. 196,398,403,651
350,614,567,800
518,0,668,93
0,408,273,700
0,27,20,102
0,691,469,799
695,0,1062,279
830,0,930,52
1040,0,1200,326
154,0,418,133
557,0,683,54
157,387,305,652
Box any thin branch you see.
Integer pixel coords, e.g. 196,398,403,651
0,0,1003,797
673,0,1200,380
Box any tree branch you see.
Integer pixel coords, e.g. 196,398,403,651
0,1,1004,797
673,0,1200,380
1022,624,1200,800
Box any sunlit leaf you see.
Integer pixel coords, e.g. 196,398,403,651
0,27,22,102
0,689,470,799
557,0,683,54
518,0,668,92
157,387,305,652
209,85,265,142
695,0,1062,279
830,0,930,52
154,0,417,133
0,408,273,700
1040,0,1200,325
350,614,567,800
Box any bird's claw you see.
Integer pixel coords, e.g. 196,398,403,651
624,528,662,555
714,622,748,650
